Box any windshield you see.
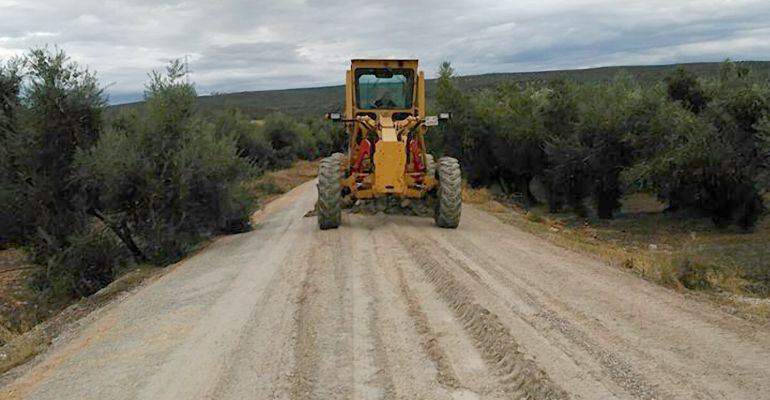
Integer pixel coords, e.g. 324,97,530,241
355,69,414,109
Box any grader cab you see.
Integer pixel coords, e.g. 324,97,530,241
317,59,461,229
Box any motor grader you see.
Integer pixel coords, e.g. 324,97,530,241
317,59,461,229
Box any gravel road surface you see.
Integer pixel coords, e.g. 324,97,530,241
2,179,769,400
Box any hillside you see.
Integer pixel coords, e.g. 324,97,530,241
111,61,770,119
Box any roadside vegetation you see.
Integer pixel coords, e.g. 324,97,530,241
0,48,343,341
436,60,769,299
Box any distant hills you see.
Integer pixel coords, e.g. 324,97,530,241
111,61,770,120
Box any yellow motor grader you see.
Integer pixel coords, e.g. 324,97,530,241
318,59,461,229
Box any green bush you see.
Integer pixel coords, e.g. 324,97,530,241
32,225,132,298
432,61,476,169
209,109,277,172
635,62,768,228
434,60,768,228
0,48,105,255
76,60,252,264
0,59,24,246
627,120,764,229
664,67,710,113
539,80,588,213
542,136,592,215
574,81,637,219
305,118,346,158
261,112,305,166
487,86,549,204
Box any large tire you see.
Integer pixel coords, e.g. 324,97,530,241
317,153,343,229
434,157,462,228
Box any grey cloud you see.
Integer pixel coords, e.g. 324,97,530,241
196,42,305,69
1,0,768,103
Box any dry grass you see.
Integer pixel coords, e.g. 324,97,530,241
0,265,163,375
476,193,770,322
0,249,40,342
462,185,492,204
0,334,47,374
244,160,319,208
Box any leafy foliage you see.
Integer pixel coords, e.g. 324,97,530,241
436,61,768,228
0,48,112,297
664,67,710,113
0,48,105,254
77,60,252,264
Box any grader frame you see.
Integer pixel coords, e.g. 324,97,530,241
317,59,461,229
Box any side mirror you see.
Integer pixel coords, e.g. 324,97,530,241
325,113,342,121
439,112,452,120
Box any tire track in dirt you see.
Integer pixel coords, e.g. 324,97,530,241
391,231,568,399
330,227,355,400
421,229,663,400
366,216,475,399
435,224,737,399
290,226,356,400
291,243,322,400
375,216,466,394
207,228,316,399
352,228,397,399
395,258,461,390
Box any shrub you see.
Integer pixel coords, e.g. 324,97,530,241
432,61,476,169
569,81,637,218
306,118,346,158
262,112,305,166
664,67,710,113
704,62,768,173
633,121,765,229
629,62,768,228
0,58,24,246
539,80,587,212
435,60,768,227
542,136,592,215
0,48,105,256
76,60,252,264
486,86,548,204
209,109,277,172
491,78,642,218
31,225,132,298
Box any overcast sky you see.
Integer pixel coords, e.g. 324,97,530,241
2,0,769,103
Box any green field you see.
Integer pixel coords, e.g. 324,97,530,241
112,61,770,119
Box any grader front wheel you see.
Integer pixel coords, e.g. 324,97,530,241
317,153,343,229
434,157,462,228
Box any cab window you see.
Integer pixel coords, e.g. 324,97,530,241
355,69,413,109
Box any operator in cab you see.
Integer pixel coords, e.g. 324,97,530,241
374,89,397,108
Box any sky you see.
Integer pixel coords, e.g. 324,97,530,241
1,0,769,103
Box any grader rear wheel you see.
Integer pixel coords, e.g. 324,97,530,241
434,156,461,228
317,153,344,229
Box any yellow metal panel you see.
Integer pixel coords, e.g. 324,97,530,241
374,141,406,194
418,71,425,118
351,59,418,70
345,70,353,119
382,127,397,142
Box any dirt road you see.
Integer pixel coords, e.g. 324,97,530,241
2,179,769,400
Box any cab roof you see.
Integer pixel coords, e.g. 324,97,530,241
350,59,419,70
